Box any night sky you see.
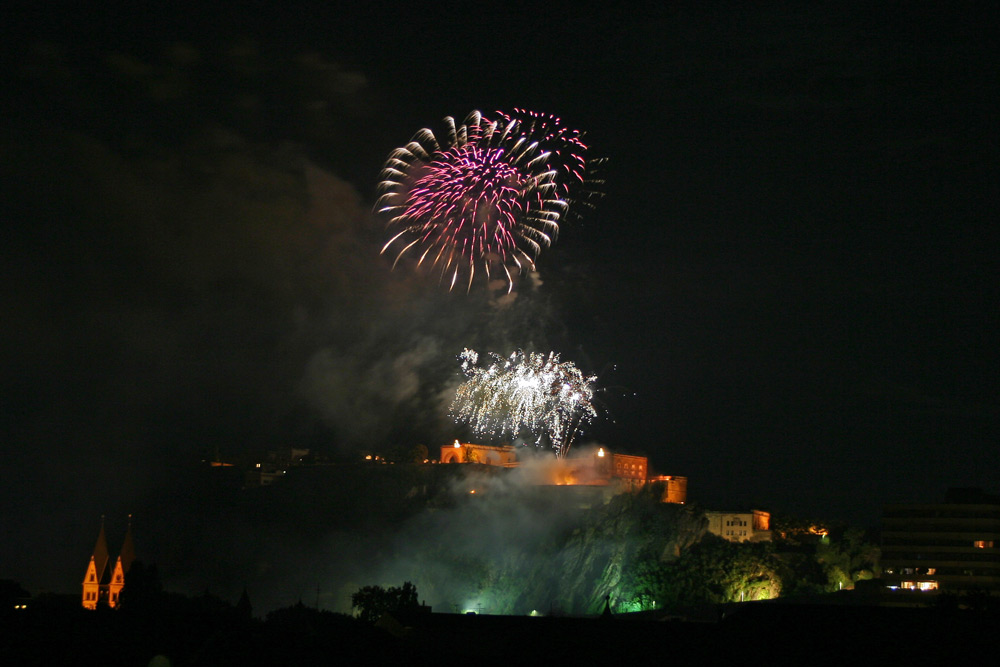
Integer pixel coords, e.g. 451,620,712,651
2,3,997,597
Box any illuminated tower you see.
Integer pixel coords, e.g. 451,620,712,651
82,517,110,610
82,516,136,609
107,515,135,608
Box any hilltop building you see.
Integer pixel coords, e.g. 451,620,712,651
881,488,1000,594
440,442,519,466
82,516,135,610
705,510,772,543
438,441,687,503
650,475,688,504
607,451,648,489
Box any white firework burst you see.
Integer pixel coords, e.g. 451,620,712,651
450,348,597,457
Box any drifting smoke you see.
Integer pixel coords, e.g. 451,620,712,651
325,445,698,617
2,38,575,595
5,39,573,459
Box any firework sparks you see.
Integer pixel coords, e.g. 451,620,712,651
450,348,597,457
376,110,597,292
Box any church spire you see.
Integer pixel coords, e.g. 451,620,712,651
82,516,111,609
108,514,136,609
94,516,110,574
118,514,135,574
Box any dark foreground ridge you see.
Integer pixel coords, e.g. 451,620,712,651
3,596,996,666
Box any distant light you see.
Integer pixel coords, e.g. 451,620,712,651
470,489,476,494
597,448,605,457
365,455,372,460
454,440,461,448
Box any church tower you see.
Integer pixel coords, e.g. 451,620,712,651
82,517,110,610
107,515,135,608
82,516,135,609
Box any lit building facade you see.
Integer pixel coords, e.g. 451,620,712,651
705,510,772,543
609,453,647,489
437,442,687,503
881,488,1000,594
82,516,135,609
440,441,519,466
649,475,688,504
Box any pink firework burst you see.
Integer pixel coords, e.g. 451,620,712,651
494,109,590,196
376,110,597,292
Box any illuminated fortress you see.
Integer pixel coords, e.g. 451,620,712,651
439,441,687,504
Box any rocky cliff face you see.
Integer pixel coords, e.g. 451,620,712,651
552,485,707,613
424,481,708,615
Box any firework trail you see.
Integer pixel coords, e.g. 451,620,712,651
376,110,598,293
450,348,597,457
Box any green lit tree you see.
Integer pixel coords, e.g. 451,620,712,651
620,559,672,612
622,535,783,608
815,527,880,591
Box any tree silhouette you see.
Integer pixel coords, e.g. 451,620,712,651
351,582,419,623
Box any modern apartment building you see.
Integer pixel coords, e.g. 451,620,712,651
881,488,1000,594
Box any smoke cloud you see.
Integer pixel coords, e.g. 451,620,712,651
2,38,575,596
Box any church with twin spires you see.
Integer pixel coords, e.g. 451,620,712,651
82,516,135,609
